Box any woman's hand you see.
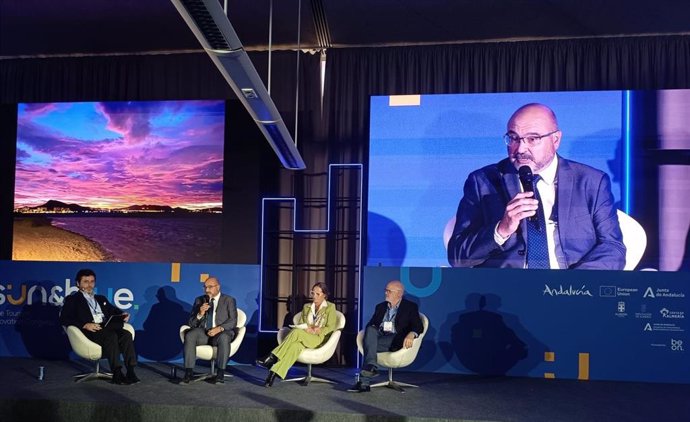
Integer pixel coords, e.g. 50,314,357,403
305,326,321,335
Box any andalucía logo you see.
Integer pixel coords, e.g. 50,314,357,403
543,284,593,297
643,287,685,299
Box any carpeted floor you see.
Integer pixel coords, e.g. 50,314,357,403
0,358,688,422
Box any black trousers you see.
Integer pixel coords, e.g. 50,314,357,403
84,325,137,371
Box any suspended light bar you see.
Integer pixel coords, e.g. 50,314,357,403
170,0,306,170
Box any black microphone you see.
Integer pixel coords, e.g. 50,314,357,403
204,295,210,304
518,165,537,222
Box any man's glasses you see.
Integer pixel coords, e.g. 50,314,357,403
384,289,400,294
503,130,558,147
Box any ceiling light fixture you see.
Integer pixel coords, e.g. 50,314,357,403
170,0,306,170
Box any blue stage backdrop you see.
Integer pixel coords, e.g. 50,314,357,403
363,266,689,383
0,261,260,364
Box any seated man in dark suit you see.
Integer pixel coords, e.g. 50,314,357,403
348,280,424,393
447,103,626,270
59,268,139,385
181,276,237,384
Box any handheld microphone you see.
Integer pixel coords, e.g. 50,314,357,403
204,295,210,304
518,165,537,222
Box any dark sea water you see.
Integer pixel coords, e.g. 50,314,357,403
51,215,224,263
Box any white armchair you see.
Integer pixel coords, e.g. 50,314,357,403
276,310,346,385
64,323,135,383
617,210,647,270
356,313,429,392
178,308,247,382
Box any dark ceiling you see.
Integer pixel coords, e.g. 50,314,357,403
1,0,690,57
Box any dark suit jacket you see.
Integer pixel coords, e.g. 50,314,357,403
366,298,424,351
447,156,626,270
188,293,237,333
60,291,125,330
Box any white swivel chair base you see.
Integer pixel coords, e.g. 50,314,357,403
189,372,215,383
73,361,112,383
369,368,419,392
187,361,234,383
282,364,335,386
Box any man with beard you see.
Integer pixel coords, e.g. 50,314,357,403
60,268,139,385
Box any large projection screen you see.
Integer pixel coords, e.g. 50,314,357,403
13,100,226,263
368,90,690,271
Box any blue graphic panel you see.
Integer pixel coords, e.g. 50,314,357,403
0,261,260,363
364,266,689,383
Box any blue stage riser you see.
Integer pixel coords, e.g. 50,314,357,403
363,266,689,383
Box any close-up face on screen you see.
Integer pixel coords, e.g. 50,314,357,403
12,100,226,263
367,90,690,272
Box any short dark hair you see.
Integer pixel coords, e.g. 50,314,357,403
75,268,96,284
311,282,330,299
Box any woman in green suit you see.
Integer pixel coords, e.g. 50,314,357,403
256,282,337,387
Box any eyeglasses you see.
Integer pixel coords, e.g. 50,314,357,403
503,130,558,147
384,289,400,294
309,291,323,297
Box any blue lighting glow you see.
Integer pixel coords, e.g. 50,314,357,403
623,91,632,214
258,164,363,335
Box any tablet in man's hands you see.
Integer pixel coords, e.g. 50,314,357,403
103,314,126,327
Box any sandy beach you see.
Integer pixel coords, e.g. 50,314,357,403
12,217,110,261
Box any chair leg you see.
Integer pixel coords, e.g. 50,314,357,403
73,360,112,383
369,368,419,392
282,364,336,385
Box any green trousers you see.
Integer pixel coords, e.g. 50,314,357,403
270,329,324,379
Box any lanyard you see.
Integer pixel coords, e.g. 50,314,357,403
85,294,102,314
385,304,398,322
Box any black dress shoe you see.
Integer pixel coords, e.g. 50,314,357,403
264,371,277,387
125,368,141,385
360,364,378,378
111,368,129,385
347,382,371,393
213,369,225,384
181,369,193,385
256,353,278,370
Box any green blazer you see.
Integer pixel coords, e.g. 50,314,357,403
299,300,337,342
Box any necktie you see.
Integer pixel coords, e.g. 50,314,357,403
526,175,550,269
206,298,215,329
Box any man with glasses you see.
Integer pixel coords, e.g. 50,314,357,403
348,280,424,392
181,276,237,384
447,103,625,270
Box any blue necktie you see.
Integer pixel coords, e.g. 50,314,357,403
206,298,215,329
526,175,550,269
